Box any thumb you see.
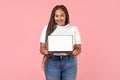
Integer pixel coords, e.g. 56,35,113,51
44,50,48,55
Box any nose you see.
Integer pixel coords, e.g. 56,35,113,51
57,16,63,19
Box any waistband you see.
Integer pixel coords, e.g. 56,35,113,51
53,53,68,56
50,55,75,59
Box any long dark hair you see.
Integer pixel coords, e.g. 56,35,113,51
45,5,70,45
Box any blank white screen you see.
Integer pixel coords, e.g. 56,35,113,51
48,36,73,51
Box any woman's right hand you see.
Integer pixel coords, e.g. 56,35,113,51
43,50,52,57
40,42,52,57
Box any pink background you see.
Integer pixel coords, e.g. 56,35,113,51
0,0,120,80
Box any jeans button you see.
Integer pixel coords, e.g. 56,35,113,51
60,56,62,59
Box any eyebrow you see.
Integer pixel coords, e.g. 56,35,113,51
55,13,65,15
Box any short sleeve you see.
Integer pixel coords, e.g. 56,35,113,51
40,25,48,43
74,26,82,44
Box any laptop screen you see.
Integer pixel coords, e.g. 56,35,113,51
48,35,73,53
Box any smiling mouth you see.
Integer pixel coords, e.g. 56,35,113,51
56,20,64,23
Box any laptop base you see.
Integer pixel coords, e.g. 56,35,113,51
48,51,73,54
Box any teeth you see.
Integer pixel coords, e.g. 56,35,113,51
58,21,62,23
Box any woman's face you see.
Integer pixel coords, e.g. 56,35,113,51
54,9,66,26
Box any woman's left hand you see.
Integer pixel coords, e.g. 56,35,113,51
69,50,79,56
69,44,81,56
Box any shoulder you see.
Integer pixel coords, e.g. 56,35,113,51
42,24,48,30
44,24,48,28
68,24,78,30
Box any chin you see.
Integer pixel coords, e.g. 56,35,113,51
57,23,65,26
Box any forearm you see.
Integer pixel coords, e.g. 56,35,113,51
40,47,47,54
73,44,81,55
40,43,52,57
40,43,47,55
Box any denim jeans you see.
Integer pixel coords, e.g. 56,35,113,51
45,56,77,80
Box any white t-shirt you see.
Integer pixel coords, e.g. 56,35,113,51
40,24,82,45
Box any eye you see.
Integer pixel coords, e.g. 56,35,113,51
61,14,65,17
55,15,59,17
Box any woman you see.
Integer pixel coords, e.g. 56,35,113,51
40,5,81,80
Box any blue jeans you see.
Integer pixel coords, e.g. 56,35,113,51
45,56,77,80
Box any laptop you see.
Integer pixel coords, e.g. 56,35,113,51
48,35,73,54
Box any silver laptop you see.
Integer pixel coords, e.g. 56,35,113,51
48,35,73,54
